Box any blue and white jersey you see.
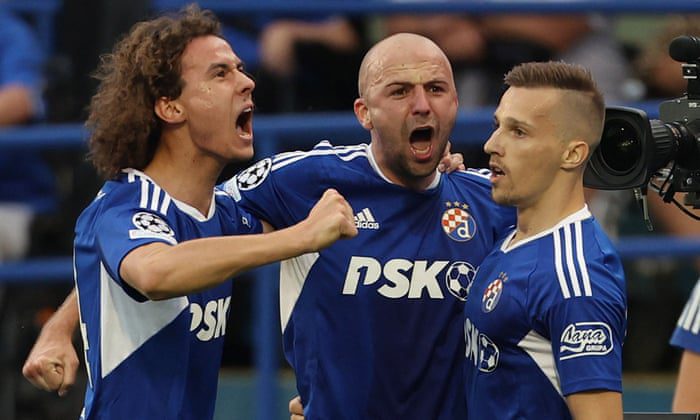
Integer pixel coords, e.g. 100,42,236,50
463,207,626,419
671,279,700,354
225,141,515,419
74,169,261,420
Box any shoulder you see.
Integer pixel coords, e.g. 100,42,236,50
535,217,624,302
223,141,370,194
269,140,370,173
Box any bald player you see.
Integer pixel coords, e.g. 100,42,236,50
227,33,514,418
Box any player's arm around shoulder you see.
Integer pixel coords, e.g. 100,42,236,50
120,189,357,300
567,390,622,420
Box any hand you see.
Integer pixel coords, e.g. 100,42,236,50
302,188,358,252
289,395,305,420
438,141,465,173
259,21,298,77
22,324,79,396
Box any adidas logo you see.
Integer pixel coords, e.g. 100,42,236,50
354,208,380,230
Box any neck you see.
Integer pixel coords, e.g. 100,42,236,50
512,179,586,245
369,142,437,191
144,134,223,216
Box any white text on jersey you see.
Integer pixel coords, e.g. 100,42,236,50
343,256,448,299
189,297,231,341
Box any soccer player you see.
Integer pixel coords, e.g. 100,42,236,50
22,6,357,419
24,31,510,419
671,277,700,412
463,61,627,419
224,32,514,418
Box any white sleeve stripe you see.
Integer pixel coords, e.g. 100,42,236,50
563,225,582,297
681,282,700,332
575,221,593,296
553,230,571,299
139,179,148,209
150,185,161,211
271,149,368,171
160,194,171,214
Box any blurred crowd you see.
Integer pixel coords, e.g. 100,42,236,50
0,1,698,418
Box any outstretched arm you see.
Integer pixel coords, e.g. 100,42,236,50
567,390,622,420
121,188,358,300
22,289,80,396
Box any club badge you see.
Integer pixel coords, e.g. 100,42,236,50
441,201,476,242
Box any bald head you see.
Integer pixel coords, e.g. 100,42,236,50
358,33,455,98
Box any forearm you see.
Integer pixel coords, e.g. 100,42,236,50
0,85,35,125
567,390,622,420
45,289,80,337
123,223,314,300
672,350,700,412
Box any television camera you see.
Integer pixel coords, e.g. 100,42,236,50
584,35,700,227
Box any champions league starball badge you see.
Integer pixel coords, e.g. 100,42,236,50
132,212,174,236
441,201,476,242
236,158,272,190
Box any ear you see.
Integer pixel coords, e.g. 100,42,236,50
561,140,589,170
154,97,186,124
353,98,373,130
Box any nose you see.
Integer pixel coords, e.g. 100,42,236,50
412,87,431,116
239,71,255,95
483,131,500,156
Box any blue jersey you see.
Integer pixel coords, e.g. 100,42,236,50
224,141,515,419
463,207,626,419
74,169,261,420
671,279,700,353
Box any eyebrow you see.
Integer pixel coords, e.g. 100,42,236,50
498,116,536,130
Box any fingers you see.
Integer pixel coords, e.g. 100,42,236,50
319,189,358,238
289,395,305,419
438,143,465,173
22,356,64,392
58,353,79,397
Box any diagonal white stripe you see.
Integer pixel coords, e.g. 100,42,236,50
574,221,592,296
518,330,563,397
563,225,581,297
553,230,571,299
363,208,375,222
356,213,366,222
280,253,319,332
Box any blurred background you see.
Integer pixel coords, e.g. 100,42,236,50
0,0,699,419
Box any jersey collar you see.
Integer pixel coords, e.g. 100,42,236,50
366,144,441,190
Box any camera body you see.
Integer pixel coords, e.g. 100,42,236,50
583,36,700,206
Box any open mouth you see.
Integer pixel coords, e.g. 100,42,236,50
489,163,505,182
236,106,253,139
409,127,434,160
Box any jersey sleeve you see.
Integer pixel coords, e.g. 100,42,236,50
221,155,323,230
671,278,700,353
94,204,178,302
543,294,626,396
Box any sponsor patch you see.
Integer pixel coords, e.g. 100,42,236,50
441,201,476,242
559,321,613,360
132,212,174,236
236,158,272,190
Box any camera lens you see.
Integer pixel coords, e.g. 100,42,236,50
600,119,642,174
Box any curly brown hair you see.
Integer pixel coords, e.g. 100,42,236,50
86,5,222,179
